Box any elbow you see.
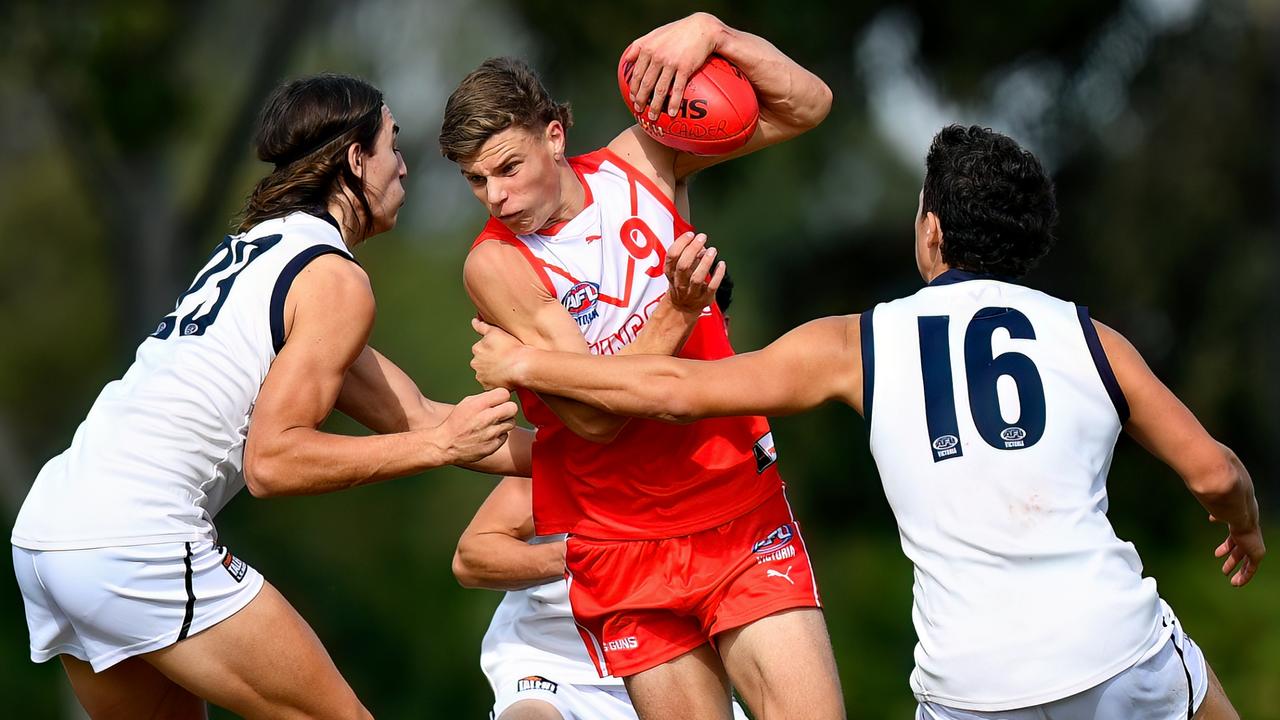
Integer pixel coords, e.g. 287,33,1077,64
450,545,481,586
811,79,834,125
576,420,625,444
799,79,833,131
243,449,288,499
451,548,482,589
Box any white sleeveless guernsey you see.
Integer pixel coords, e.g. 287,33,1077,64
12,212,352,550
480,535,624,688
862,270,1165,711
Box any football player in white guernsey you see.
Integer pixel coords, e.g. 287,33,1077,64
441,14,843,720
11,74,527,719
470,125,1264,720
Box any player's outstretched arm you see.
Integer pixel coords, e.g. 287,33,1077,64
473,314,862,423
453,476,565,591
464,238,712,444
242,255,518,497
616,12,832,180
1095,319,1265,586
336,346,533,477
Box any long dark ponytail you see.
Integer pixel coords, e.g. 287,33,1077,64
238,74,384,239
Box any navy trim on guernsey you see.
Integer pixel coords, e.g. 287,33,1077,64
1075,306,1130,423
860,308,876,424
270,245,354,353
1169,617,1196,719
318,211,342,233
177,542,195,642
927,268,1016,287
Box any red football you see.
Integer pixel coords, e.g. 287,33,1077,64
618,53,760,156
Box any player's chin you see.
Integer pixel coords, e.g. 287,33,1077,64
495,211,525,233
385,197,407,227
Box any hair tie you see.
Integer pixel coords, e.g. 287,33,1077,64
272,102,383,169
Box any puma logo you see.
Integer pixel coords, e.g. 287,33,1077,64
766,565,795,585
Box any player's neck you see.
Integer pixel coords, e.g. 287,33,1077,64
326,199,363,250
543,162,586,231
922,262,952,284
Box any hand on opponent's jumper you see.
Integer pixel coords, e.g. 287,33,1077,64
471,320,527,391
432,388,520,464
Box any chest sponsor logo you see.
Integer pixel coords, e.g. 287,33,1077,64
603,636,639,653
516,676,558,694
588,295,664,355
562,281,600,326
753,432,778,474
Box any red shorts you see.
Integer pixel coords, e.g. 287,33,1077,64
565,488,821,677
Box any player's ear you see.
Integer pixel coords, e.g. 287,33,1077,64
924,211,944,252
545,121,566,161
346,142,365,179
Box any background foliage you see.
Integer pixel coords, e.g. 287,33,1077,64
1,1,1276,717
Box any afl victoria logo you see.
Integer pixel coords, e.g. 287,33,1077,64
1001,427,1027,442
752,524,794,554
561,281,600,326
932,434,959,451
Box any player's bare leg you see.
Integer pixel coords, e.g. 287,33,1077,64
717,608,844,720
1194,659,1239,720
142,581,372,720
499,700,565,720
623,644,735,720
61,655,206,719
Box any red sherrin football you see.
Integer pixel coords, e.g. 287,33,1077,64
618,53,760,156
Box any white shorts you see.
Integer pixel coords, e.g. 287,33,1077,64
13,540,264,672
917,604,1208,720
490,675,749,720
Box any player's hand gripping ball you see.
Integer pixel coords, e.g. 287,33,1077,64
618,53,759,156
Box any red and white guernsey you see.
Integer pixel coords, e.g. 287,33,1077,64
471,148,782,540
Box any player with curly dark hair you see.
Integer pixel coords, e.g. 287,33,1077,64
922,124,1058,278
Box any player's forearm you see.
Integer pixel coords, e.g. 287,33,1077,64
710,16,832,132
1186,444,1261,532
544,298,699,441
513,350,697,423
453,536,566,590
620,296,700,356
337,347,444,433
540,394,630,443
244,427,456,497
460,427,534,477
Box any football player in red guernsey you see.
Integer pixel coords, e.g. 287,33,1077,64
438,13,838,720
